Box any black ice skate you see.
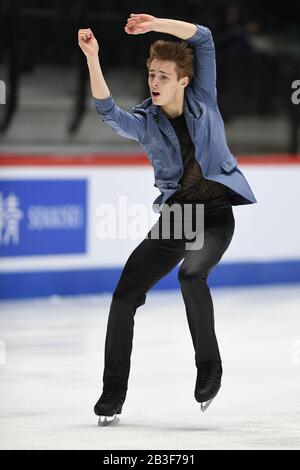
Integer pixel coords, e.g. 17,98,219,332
194,360,222,412
94,387,127,426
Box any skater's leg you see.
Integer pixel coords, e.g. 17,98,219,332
178,203,235,365
103,231,186,389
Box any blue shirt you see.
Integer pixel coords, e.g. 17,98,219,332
94,24,257,213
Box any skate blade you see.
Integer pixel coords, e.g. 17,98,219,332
201,397,215,412
98,415,119,427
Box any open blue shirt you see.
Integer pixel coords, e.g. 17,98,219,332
94,24,257,213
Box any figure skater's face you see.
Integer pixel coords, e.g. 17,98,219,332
148,59,189,106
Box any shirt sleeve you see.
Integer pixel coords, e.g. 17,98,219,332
94,95,146,143
186,24,217,107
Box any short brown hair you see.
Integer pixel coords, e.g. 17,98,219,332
146,40,194,82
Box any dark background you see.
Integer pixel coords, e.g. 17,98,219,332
0,0,299,153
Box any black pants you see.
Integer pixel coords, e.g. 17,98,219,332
102,198,235,390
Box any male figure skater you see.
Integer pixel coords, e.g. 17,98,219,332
78,13,256,425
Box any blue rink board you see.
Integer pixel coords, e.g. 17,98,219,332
0,259,300,299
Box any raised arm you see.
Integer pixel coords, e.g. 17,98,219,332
78,29,110,99
78,28,145,142
125,14,197,40
125,14,217,106
185,25,217,106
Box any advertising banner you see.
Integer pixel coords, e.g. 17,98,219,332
0,179,87,257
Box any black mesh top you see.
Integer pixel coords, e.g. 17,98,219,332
166,113,230,205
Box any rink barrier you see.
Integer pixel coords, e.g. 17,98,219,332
0,153,300,166
1,153,300,299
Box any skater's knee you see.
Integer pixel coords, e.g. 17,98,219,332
112,278,135,302
111,289,130,305
112,288,146,309
178,264,208,283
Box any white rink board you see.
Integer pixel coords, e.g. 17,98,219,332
1,163,300,272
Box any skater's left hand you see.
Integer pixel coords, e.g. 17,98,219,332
124,13,156,35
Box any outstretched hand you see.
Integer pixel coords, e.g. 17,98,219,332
124,13,156,35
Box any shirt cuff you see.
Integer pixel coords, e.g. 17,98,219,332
94,95,114,113
186,24,211,45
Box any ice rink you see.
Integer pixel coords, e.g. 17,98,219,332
1,284,300,450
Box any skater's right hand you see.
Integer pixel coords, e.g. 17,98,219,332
78,28,99,59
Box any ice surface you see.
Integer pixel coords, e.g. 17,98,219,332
0,284,300,450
